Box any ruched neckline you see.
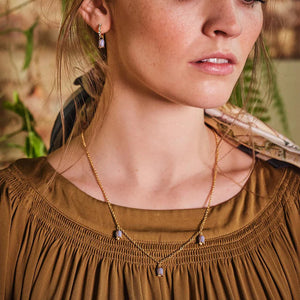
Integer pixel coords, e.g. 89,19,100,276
11,157,288,243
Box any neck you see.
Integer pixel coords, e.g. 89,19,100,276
85,82,217,187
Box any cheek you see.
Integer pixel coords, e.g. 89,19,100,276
240,11,263,57
112,2,184,69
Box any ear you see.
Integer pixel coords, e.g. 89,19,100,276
79,0,111,33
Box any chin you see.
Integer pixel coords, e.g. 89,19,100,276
178,77,238,109
186,89,234,109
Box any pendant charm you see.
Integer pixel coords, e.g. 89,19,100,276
98,38,105,49
114,229,123,240
98,24,105,49
156,265,164,277
197,234,205,245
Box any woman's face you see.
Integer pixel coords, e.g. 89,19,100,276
107,0,264,108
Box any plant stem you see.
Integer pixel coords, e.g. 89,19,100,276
0,129,23,143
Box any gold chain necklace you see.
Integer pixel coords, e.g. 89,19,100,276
81,131,219,277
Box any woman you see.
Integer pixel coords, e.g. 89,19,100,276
0,0,299,299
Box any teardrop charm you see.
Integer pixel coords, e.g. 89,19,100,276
156,265,164,277
197,234,205,245
114,229,123,240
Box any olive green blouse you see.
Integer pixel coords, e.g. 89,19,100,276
0,157,299,299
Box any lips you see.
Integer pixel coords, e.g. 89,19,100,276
192,52,237,64
190,52,237,76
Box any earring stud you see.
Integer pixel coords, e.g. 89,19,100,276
98,24,105,49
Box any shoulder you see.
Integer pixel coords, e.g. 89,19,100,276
0,157,51,186
278,164,300,203
256,160,300,211
269,159,299,186
0,157,53,211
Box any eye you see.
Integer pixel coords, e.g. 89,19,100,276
242,0,266,6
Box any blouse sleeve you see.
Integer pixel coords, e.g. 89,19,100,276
288,171,300,255
0,172,11,299
0,166,30,300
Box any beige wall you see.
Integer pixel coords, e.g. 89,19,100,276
270,60,300,145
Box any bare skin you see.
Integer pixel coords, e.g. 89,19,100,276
48,0,263,210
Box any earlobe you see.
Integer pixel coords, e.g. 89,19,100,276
79,0,111,34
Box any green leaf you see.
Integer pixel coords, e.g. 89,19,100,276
2,91,48,157
269,64,290,136
3,91,34,130
25,131,47,158
22,20,38,70
229,56,272,124
25,135,33,157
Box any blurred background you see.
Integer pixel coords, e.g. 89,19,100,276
0,0,299,168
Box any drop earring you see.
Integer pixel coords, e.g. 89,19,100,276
98,24,105,49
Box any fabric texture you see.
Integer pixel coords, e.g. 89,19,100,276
205,104,300,168
0,157,299,299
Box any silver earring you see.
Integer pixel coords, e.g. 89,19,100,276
98,24,105,49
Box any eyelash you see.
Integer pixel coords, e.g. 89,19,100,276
175,0,266,5
242,0,266,6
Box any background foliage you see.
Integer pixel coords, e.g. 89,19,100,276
0,2,46,158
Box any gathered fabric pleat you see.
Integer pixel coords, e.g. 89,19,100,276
0,157,299,300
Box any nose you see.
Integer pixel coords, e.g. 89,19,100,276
202,0,242,38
